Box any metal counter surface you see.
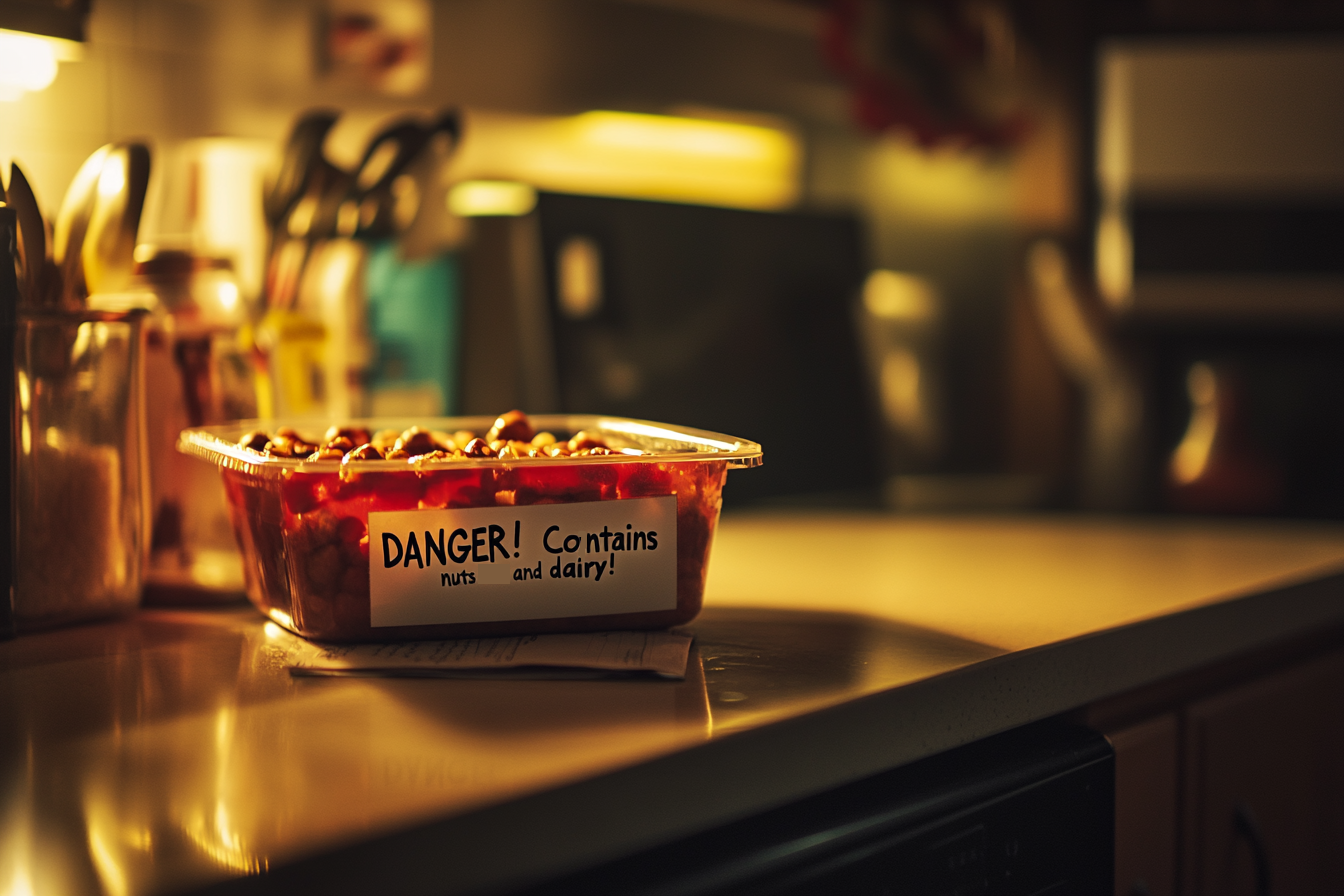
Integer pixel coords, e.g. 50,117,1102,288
3,514,1344,895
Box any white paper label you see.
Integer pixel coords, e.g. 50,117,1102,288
368,496,678,627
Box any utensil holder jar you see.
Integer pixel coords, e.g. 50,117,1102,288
13,308,149,630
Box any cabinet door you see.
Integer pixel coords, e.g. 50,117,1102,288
1110,713,1178,896
1182,649,1344,896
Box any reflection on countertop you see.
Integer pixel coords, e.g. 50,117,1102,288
0,602,999,896
696,608,1000,733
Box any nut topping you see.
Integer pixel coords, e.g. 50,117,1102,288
236,411,620,463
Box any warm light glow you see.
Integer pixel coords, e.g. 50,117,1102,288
447,180,537,217
318,247,354,301
16,370,29,412
286,195,318,238
557,237,602,318
880,348,936,452
5,863,35,896
19,383,30,454
600,419,741,453
1028,240,1104,381
577,111,778,161
446,110,801,210
3,776,38,896
97,158,126,198
862,135,1011,223
176,705,267,876
190,139,273,301
863,270,935,322
124,827,153,851
1171,362,1218,485
1096,51,1133,204
0,31,58,100
1095,206,1133,309
181,808,267,876
357,140,400,190
217,280,239,312
81,786,154,896
266,608,294,630
86,821,130,896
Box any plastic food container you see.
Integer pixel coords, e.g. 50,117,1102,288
179,415,762,641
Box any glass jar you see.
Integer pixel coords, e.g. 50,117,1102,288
13,308,149,630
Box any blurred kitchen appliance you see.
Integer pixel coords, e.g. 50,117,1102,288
132,137,268,602
1095,37,1344,322
136,250,254,604
141,138,272,305
1092,37,1344,517
460,194,882,508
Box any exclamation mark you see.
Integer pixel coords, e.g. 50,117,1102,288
609,552,615,573
513,520,520,558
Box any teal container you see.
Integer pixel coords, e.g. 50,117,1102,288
364,240,461,416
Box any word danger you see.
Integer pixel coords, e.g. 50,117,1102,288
381,525,511,569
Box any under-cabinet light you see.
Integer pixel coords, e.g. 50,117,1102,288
447,110,800,210
447,180,538,217
0,28,80,101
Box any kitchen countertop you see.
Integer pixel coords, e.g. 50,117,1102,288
4,513,1344,895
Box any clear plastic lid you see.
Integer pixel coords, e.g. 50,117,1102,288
179,415,764,478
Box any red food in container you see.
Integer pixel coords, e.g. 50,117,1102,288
179,415,762,641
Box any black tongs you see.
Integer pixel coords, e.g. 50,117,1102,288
340,110,460,240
